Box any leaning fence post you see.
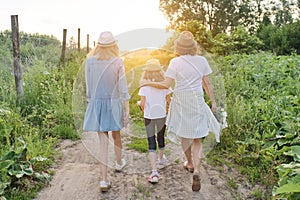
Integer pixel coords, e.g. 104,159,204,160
11,15,24,102
87,34,89,53
60,29,67,65
78,28,80,52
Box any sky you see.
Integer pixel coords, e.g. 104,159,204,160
1,0,172,49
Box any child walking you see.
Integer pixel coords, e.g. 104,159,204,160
138,59,171,183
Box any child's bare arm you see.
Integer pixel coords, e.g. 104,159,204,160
140,96,146,112
166,94,171,104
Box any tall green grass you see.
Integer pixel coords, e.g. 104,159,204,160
211,53,300,199
0,32,85,199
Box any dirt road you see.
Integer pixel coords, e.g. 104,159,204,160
35,131,254,200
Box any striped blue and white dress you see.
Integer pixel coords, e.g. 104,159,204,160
165,55,220,142
83,57,130,132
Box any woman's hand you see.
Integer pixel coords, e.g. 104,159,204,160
124,110,129,128
124,101,130,128
211,102,217,113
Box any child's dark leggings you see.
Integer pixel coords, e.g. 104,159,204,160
144,117,166,152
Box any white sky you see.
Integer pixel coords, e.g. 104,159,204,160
0,0,169,46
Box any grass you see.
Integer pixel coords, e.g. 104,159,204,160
130,176,154,199
126,137,149,153
227,177,239,190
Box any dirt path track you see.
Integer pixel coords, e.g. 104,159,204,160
35,132,237,200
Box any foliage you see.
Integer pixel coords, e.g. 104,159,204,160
160,0,300,36
213,53,300,198
273,146,300,199
0,30,61,68
160,0,253,35
212,25,264,55
160,0,300,56
0,107,55,199
0,32,84,199
162,22,264,56
257,21,300,55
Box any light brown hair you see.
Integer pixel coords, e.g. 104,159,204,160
140,70,165,82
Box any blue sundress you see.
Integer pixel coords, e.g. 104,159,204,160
83,57,130,132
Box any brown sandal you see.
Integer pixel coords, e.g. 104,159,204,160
192,173,201,191
183,161,194,173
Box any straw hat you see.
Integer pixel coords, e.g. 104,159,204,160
97,31,117,47
143,59,163,71
174,31,197,50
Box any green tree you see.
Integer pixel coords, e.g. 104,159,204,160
257,24,277,51
212,26,263,55
159,0,299,35
272,0,297,26
257,21,300,55
160,0,260,36
284,21,300,54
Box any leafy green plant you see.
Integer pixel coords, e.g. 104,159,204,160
213,53,300,197
0,139,51,199
0,32,84,199
272,146,300,199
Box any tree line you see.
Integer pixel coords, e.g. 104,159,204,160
160,0,300,55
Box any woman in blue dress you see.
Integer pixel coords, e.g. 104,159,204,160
83,31,130,192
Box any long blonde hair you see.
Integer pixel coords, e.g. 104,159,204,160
87,44,119,60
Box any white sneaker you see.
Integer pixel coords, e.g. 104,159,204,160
115,159,126,171
158,155,167,165
100,181,111,192
148,173,159,183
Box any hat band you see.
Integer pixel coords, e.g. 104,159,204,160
97,40,115,46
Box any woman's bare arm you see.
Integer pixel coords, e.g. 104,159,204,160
203,76,216,113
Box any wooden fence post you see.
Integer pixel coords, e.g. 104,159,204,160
78,28,80,52
60,29,67,65
11,15,24,102
87,34,89,53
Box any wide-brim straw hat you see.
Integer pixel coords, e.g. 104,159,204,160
143,59,163,71
97,31,117,47
174,31,197,50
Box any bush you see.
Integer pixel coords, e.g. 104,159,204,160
214,53,300,198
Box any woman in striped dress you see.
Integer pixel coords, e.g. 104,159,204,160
140,31,219,192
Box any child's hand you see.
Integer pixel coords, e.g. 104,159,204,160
136,101,142,111
137,100,145,111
